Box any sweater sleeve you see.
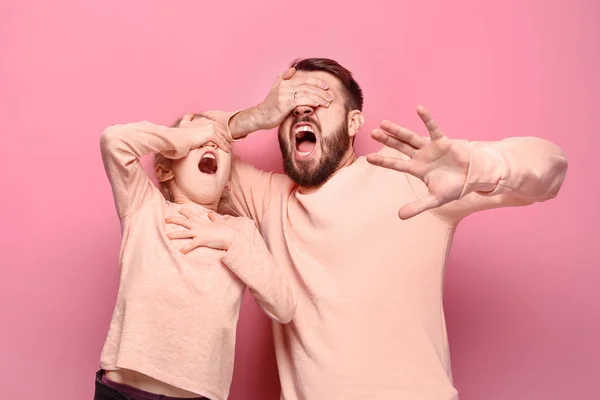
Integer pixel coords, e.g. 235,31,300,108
201,110,292,223
100,121,192,218
387,135,568,224
221,218,297,323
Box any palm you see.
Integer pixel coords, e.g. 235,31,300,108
366,106,469,219
411,138,468,203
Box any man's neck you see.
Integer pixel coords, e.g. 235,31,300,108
298,150,358,194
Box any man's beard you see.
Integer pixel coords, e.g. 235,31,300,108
278,118,351,188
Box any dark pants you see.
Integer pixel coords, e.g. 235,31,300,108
94,370,210,400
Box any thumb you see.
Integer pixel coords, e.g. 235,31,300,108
207,211,221,222
179,207,197,219
398,195,440,220
181,239,201,254
281,67,296,81
180,113,194,126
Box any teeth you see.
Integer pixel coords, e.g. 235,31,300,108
295,125,314,135
202,153,216,160
298,151,311,156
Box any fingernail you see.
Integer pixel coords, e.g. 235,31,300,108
321,82,328,89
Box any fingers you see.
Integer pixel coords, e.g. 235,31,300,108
217,124,233,144
176,208,214,225
217,139,232,153
178,207,203,219
180,239,201,255
214,126,232,152
208,136,230,153
295,84,333,103
293,92,330,108
281,67,296,80
165,216,193,229
416,106,444,141
293,76,329,90
182,118,231,152
398,195,441,220
180,113,194,126
179,236,223,253
202,121,231,152
166,230,195,240
380,120,427,149
207,212,220,222
371,129,417,157
366,153,414,173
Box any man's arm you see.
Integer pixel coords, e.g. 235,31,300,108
195,109,287,222
367,106,568,224
221,217,297,323
408,137,566,223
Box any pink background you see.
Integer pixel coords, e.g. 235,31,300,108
1,0,598,399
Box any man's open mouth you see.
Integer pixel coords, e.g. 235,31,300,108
294,124,317,158
198,152,218,174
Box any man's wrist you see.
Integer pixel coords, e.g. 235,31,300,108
458,145,504,198
228,105,271,139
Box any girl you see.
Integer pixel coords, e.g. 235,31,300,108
96,114,296,400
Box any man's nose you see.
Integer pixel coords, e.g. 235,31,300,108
203,142,217,149
293,105,315,117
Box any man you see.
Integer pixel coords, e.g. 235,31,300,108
169,58,567,399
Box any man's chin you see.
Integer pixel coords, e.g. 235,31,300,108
291,154,322,171
284,164,319,187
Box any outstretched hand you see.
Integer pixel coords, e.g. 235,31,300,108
366,106,470,220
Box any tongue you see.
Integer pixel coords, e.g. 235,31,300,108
198,158,217,174
298,141,316,153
